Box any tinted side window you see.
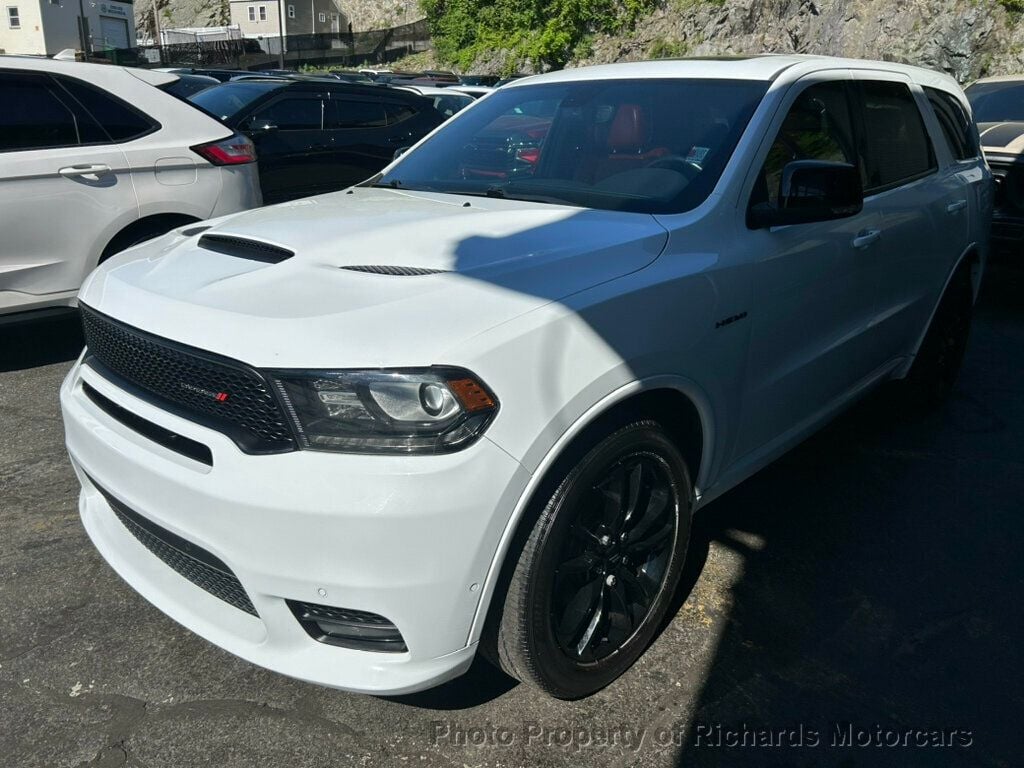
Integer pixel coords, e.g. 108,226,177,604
859,81,935,191
246,97,323,130
56,77,156,141
925,86,978,161
0,73,82,151
383,103,418,125
325,99,386,129
752,81,858,209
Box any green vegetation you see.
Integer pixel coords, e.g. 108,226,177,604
648,37,688,58
420,0,658,73
997,0,1024,12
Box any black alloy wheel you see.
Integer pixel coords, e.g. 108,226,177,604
551,452,677,663
487,420,692,699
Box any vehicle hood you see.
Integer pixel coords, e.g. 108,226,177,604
978,121,1024,156
80,188,667,368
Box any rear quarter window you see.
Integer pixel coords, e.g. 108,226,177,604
924,86,979,161
55,76,158,142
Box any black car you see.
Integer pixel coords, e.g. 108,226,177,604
965,77,1024,249
188,80,445,204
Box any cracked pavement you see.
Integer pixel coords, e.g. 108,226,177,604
1,257,1022,768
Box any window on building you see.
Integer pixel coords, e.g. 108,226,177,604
258,5,267,21
287,3,295,18
7,6,20,28
49,0,60,5
247,5,255,21
318,11,325,22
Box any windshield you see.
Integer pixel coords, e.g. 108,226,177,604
188,81,287,121
378,79,768,214
966,81,1024,123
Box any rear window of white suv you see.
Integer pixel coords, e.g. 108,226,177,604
377,78,769,214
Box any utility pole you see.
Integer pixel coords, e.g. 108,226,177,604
152,0,161,47
77,0,89,61
276,0,285,68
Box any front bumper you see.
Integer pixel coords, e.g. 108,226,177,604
61,359,529,695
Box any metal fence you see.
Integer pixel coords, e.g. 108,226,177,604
91,18,431,71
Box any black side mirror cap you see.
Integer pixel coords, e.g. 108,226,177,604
748,160,863,229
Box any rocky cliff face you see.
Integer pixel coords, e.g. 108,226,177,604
579,0,1024,82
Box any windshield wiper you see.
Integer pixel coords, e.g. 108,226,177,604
370,179,403,189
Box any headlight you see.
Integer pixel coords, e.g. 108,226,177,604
270,368,498,454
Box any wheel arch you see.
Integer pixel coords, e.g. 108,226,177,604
468,376,714,646
895,242,982,379
99,213,202,264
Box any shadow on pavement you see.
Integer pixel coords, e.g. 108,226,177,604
670,253,1023,767
0,310,83,373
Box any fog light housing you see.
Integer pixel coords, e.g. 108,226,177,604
287,600,407,653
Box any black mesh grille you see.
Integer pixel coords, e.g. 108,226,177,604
341,265,449,276
80,304,294,453
91,478,258,617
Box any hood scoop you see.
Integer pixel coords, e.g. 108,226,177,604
340,265,450,276
199,234,294,264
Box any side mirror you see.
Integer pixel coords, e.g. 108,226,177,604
392,146,411,160
748,160,863,229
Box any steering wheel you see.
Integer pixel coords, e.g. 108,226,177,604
646,155,703,181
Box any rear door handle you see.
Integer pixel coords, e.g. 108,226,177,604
852,229,881,249
59,164,111,178
946,199,968,213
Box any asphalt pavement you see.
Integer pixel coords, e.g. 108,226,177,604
1,256,1021,768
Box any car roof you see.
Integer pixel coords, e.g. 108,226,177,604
396,85,471,97
513,55,962,93
0,56,179,87
967,75,1024,86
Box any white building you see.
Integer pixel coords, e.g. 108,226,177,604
0,0,135,55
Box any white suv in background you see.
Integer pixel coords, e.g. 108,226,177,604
61,56,989,699
0,58,261,318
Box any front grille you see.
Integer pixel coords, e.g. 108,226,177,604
80,304,294,453
91,477,258,616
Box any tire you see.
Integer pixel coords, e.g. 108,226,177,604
488,420,692,699
896,264,974,411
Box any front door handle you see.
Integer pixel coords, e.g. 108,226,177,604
852,228,882,249
59,164,112,179
946,199,968,213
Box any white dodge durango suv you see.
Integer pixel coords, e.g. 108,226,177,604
60,56,990,699
0,57,261,318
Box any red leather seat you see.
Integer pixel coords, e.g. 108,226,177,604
579,104,670,183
